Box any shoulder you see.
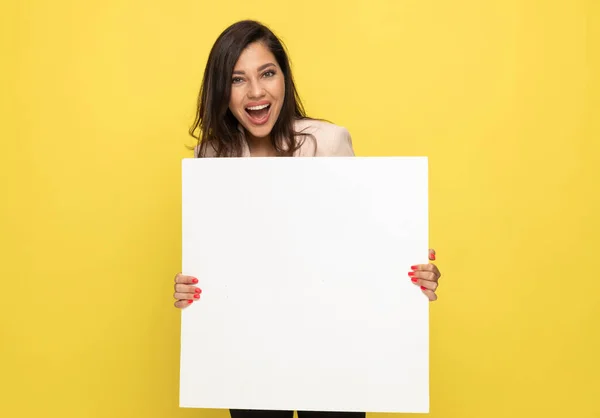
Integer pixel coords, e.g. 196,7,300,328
194,140,218,158
294,118,355,157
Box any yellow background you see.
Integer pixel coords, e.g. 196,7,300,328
1,0,599,417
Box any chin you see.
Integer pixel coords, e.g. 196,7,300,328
244,124,275,139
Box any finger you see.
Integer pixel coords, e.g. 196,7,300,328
418,279,438,291
410,264,441,280
409,270,438,282
411,263,439,273
420,286,438,301
428,249,436,261
175,284,202,294
175,272,199,285
174,299,195,309
410,276,438,291
174,292,201,301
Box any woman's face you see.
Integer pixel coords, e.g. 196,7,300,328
228,42,285,141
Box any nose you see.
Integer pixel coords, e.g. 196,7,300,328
247,79,265,99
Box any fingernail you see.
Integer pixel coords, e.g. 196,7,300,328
192,278,199,284
411,265,418,270
411,278,418,283
188,300,193,304
408,271,416,277
195,288,201,293
420,286,427,290
430,254,436,260
194,294,200,299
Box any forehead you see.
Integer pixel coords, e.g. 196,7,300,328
234,42,278,70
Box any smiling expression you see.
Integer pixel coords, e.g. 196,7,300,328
228,41,285,142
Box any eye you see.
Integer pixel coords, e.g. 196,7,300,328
262,70,276,78
232,77,244,84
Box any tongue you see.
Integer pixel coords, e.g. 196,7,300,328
248,107,268,120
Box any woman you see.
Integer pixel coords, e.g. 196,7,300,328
172,19,442,418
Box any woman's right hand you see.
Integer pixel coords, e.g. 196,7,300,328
173,272,202,309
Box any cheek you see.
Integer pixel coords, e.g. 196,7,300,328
276,79,285,100
229,89,243,113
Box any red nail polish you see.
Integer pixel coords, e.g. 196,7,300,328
408,271,416,277
430,255,436,260
420,286,427,290
411,265,418,270
411,278,418,283
194,294,200,299
188,300,193,304
192,278,199,284
195,288,201,293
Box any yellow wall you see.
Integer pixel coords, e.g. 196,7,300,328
1,1,598,417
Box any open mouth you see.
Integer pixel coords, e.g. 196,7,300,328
245,103,271,125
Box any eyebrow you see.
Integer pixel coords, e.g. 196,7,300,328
232,62,276,75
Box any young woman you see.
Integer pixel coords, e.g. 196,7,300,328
172,19,442,418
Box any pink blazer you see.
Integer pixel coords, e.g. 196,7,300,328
197,118,355,157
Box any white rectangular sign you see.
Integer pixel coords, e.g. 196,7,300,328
180,157,429,413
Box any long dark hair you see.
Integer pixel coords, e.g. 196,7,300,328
190,20,312,157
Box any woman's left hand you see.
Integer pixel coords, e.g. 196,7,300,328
409,249,441,301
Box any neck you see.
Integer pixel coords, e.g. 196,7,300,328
246,132,277,157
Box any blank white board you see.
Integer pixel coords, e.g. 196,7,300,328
180,157,429,413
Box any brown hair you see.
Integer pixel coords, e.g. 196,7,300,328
190,20,313,157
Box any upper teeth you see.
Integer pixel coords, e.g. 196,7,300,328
247,104,269,110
